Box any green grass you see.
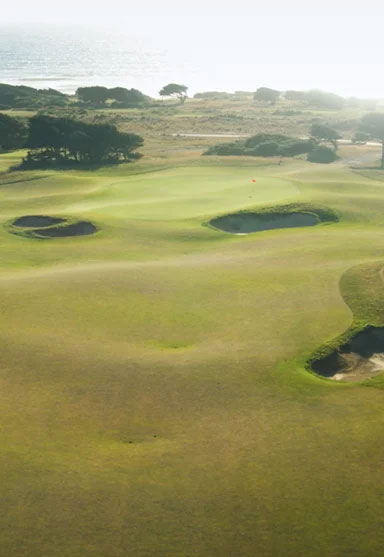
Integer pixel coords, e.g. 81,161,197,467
1,146,384,556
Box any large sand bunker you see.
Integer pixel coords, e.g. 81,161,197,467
209,211,319,234
310,326,384,382
8,215,97,239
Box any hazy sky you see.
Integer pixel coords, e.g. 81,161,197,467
3,0,384,19
2,1,384,97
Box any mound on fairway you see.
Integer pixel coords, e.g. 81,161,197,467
311,326,384,382
209,211,320,234
12,215,67,228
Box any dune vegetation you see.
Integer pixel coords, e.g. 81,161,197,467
1,95,384,556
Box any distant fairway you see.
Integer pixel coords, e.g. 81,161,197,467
1,149,384,556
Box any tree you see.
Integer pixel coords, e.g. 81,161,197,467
23,115,143,167
284,90,306,102
352,131,370,144
250,141,280,156
253,87,280,105
194,91,232,99
0,83,68,109
108,87,147,106
305,90,344,110
76,86,109,106
204,133,314,158
0,114,27,151
307,145,338,164
310,123,341,150
359,113,384,168
159,83,188,103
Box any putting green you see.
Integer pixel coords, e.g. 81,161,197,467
1,153,384,556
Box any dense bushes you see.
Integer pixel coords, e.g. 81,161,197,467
307,145,338,163
0,113,27,151
204,133,315,158
284,89,344,109
19,115,143,168
194,91,233,99
253,87,280,104
76,86,149,107
0,83,68,109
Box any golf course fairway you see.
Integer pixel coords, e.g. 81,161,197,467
1,151,384,556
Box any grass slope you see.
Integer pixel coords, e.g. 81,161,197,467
0,148,384,556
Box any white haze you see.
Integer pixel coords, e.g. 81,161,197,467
2,1,384,98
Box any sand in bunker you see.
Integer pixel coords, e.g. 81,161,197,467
311,327,384,382
34,221,97,237
209,212,319,234
13,215,66,228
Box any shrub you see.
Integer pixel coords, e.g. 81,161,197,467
205,133,315,158
305,90,344,110
204,142,244,156
20,114,143,168
247,141,280,156
307,145,338,163
194,91,232,99
0,113,27,151
352,131,370,144
279,139,315,156
244,133,288,149
253,87,280,104
0,83,69,109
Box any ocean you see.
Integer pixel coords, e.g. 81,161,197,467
0,22,382,99
0,24,199,97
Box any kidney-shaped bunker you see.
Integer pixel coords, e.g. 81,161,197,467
209,211,320,234
8,215,98,239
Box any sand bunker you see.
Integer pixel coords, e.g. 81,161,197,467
9,215,97,239
209,212,319,234
12,215,66,228
34,221,97,238
311,326,384,382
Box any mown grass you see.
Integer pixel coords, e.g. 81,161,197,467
1,143,384,556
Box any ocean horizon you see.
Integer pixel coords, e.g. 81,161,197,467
0,22,383,99
0,23,197,97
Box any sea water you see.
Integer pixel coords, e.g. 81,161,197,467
0,24,195,96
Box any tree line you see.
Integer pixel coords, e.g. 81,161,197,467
204,117,384,166
2,104,384,168
0,114,143,168
0,83,68,110
0,82,188,110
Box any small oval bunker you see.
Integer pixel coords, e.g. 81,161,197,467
8,215,98,239
12,215,66,228
310,326,384,382
209,211,320,234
